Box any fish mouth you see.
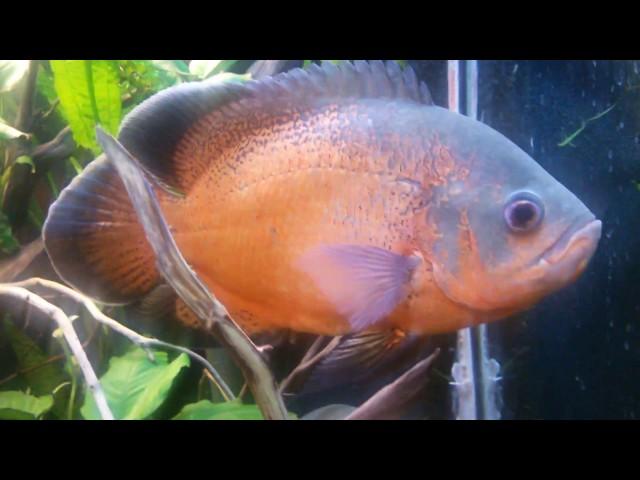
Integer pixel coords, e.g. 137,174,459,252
537,215,602,271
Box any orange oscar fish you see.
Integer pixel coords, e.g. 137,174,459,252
43,61,602,344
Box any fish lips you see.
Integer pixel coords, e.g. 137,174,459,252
535,215,602,284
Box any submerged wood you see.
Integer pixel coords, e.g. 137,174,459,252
7,277,234,401
346,349,440,420
0,284,114,420
95,128,288,420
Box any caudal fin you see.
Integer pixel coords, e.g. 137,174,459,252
43,154,160,304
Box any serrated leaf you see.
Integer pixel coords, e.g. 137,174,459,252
0,117,27,141
172,400,265,420
0,391,53,419
0,60,30,93
80,348,189,420
50,60,122,152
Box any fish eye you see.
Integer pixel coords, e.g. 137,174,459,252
504,191,544,233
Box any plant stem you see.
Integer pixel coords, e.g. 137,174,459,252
0,285,114,419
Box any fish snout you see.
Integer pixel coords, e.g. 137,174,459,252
537,216,602,283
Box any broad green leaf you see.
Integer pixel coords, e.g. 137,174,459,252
0,117,27,141
172,400,264,420
212,60,238,75
81,348,189,420
189,60,238,79
36,64,58,103
0,391,53,419
190,60,223,79
50,60,122,152
3,319,69,417
173,400,297,420
0,60,30,92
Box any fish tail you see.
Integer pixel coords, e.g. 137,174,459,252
43,154,161,304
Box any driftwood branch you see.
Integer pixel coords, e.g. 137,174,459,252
31,126,75,163
96,128,287,420
279,336,342,395
8,277,235,401
0,284,114,420
346,348,440,420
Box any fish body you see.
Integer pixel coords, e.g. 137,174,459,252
43,61,601,340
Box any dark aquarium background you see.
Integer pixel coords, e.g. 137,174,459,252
470,60,639,419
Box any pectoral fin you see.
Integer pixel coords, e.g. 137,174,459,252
298,244,421,331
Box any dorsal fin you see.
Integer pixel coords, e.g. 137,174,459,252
117,61,433,194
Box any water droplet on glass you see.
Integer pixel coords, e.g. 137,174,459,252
624,341,630,351
592,60,597,67
608,150,613,160
618,121,624,130
608,164,613,173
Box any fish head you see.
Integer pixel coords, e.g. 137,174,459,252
421,108,601,318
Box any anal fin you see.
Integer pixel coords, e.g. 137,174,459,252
290,328,432,397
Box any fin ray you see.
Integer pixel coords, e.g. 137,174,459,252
43,155,160,304
298,244,421,331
